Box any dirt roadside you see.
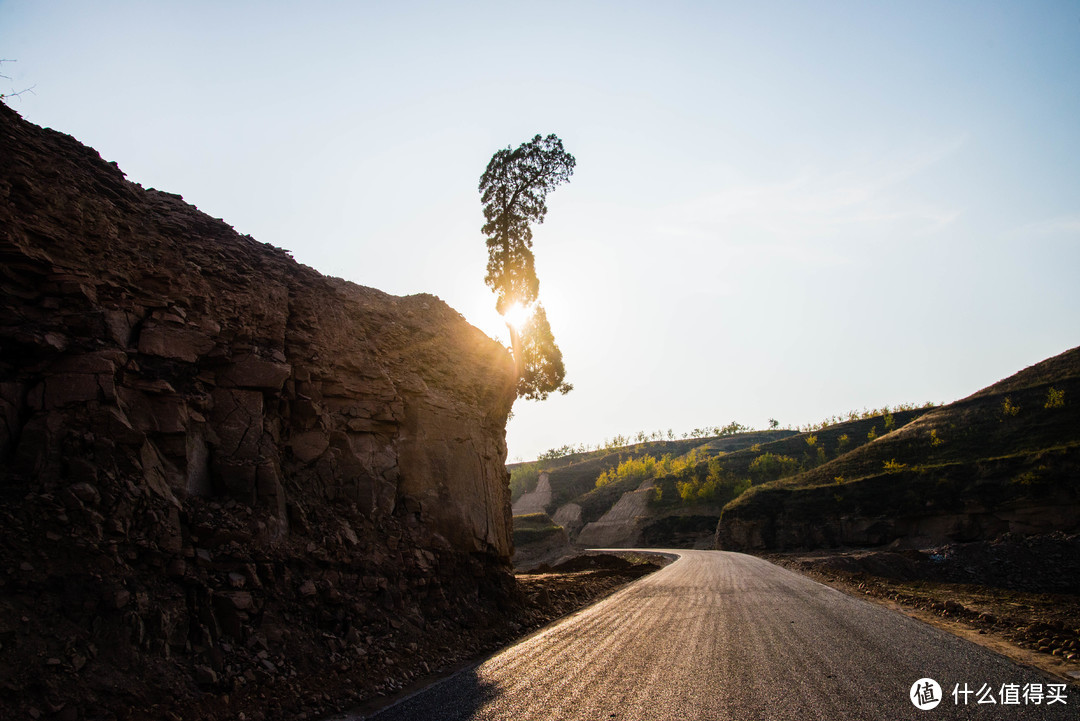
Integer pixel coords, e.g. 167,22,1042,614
321,552,668,721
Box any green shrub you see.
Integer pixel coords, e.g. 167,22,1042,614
1045,387,1065,409
1002,396,1021,417
748,452,799,483
510,463,541,501
595,449,709,489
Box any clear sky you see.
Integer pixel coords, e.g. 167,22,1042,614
3,1,1079,462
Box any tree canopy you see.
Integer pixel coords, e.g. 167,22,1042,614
479,133,575,399
513,304,571,400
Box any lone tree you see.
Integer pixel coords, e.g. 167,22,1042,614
479,133,575,400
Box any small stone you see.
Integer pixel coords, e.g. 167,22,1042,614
20,562,33,572
194,664,217,685
114,590,130,609
299,580,316,597
46,657,62,666
69,482,100,506
223,591,253,610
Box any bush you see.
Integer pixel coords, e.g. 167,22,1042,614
595,454,659,488
675,456,750,505
595,449,709,489
1045,387,1065,409
510,463,541,501
748,452,799,483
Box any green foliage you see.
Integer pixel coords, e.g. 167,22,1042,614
1011,470,1038,486
883,459,907,473
595,449,708,489
514,305,572,400
531,422,763,461
537,444,582,461
509,463,541,502
479,133,575,314
479,133,575,400
837,434,851,453
595,454,659,488
867,426,878,441
513,512,554,527
512,512,562,546
1011,465,1048,486
801,401,936,432
1001,396,1021,417
883,412,896,431
675,456,750,505
748,452,799,483
929,429,944,447
1045,387,1065,409
801,434,826,468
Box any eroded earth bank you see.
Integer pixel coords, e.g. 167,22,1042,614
0,103,657,721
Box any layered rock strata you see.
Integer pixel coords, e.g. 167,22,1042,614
0,103,517,717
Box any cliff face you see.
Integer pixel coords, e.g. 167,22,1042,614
0,103,517,716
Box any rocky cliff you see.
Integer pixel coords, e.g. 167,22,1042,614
0,103,518,718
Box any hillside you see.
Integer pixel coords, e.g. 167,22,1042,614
510,430,801,549
717,346,1080,550
0,103,519,719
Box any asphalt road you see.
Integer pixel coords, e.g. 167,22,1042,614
358,550,1075,720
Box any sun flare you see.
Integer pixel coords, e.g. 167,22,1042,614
502,302,534,333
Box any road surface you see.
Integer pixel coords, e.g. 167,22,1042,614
357,550,1074,720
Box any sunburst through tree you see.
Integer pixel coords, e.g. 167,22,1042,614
479,133,574,400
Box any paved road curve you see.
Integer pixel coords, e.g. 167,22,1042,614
362,550,1075,720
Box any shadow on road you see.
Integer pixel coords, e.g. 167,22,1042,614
368,668,502,721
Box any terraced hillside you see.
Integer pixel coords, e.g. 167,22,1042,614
717,346,1080,550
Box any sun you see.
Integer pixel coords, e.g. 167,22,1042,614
502,302,534,333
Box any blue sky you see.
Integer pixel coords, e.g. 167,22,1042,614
3,1,1078,461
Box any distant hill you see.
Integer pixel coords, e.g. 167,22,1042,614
717,345,1080,550
510,430,803,549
